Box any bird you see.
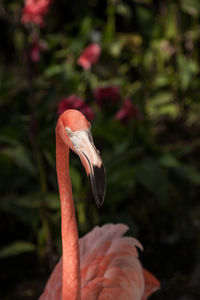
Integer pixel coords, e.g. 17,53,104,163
39,109,160,300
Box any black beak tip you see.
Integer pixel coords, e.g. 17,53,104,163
94,191,105,208
89,164,106,208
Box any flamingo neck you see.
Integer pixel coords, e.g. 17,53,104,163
56,134,81,300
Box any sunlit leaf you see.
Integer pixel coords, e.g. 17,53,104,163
159,153,179,168
44,65,63,78
116,4,132,19
147,92,179,118
177,55,198,90
0,241,35,259
181,0,200,16
154,74,172,88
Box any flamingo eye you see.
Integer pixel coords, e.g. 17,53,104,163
65,127,73,137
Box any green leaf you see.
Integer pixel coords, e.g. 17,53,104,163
44,64,63,78
148,92,179,118
2,146,35,174
151,92,172,105
93,120,126,144
160,154,200,185
37,225,48,255
44,193,60,210
175,164,200,185
159,153,179,168
165,6,177,39
0,194,41,227
0,241,35,259
135,158,168,200
177,55,198,90
70,165,82,192
116,4,132,19
0,136,35,174
181,0,200,16
80,17,92,35
154,74,172,88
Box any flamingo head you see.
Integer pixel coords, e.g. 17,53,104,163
56,109,106,207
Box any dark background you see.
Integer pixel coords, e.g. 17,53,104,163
0,0,200,299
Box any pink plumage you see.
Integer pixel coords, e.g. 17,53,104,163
40,224,159,300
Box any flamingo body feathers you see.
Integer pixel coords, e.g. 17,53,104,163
40,224,159,300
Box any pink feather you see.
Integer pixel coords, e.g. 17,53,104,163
40,223,159,300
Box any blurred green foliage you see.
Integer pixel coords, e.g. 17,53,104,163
0,0,200,299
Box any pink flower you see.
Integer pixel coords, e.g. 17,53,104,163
57,94,95,121
79,105,95,122
94,86,120,106
115,99,140,123
29,39,47,62
21,0,51,27
77,43,101,70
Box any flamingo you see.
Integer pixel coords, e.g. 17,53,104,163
39,109,160,300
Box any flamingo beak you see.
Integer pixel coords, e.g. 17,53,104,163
88,163,106,208
66,128,106,207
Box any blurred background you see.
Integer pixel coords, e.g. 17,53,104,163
1,0,200,299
